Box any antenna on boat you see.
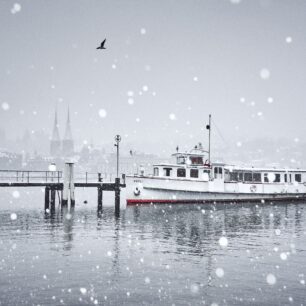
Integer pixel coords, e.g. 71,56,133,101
206,114,211,166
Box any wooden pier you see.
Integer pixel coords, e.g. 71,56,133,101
0,163,126,214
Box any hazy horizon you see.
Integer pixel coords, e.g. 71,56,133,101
1,0,306,155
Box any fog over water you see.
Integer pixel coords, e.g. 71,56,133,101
0,0,306,157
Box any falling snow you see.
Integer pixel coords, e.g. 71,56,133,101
12,190,20,198
218,236,228,248
1,102,10,111
169,113,176,120
11,3,21,14
215,268,225,278
10,213,17,220
260,68,270,80
266,274,277,285
98,109,107,118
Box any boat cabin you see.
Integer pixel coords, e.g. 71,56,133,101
224,166,306,184
151,150,213,180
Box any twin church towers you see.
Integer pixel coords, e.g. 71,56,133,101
50,108,74,157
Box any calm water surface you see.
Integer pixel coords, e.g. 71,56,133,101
0,191,306,305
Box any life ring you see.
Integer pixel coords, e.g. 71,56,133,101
250,185,257,192
303,182,306,187
134,187,141,196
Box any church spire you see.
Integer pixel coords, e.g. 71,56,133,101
50,109,61,156
62,106,74,156
64,106,73,140
51,110,60,142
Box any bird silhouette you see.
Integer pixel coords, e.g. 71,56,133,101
97,39,106,50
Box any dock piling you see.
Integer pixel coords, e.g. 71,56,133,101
97,186,103,212
62,162,75,207
70,163,75,208
50,188,56,211
44,186,50,211
115,177,120,215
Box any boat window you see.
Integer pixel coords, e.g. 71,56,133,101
284,173,287,183
177,156,186,164
244,172,252,182
177,168,186,178
153,167,159,176
190,169,199,178
224,169,230,181
274,174,281,183
264,173,269,183
238,172,243,181
190,157,203,165
163,168,172,177
229,172,238,181
203,170,210,180
214,167,223,179
253,173,261,182
295,174,302,183
289,174,292,183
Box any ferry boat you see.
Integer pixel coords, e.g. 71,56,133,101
126,116,306,205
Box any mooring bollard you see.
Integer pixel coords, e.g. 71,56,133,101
62,162,75,208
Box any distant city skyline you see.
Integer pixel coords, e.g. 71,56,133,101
1,0,306,156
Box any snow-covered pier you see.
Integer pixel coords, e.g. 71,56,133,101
0,163,126,214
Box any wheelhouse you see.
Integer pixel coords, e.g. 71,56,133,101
152,149,211,180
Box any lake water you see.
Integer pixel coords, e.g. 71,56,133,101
0,189,306,305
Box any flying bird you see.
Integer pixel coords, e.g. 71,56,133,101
97,39,106,50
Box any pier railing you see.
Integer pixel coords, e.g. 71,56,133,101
0,170,126,185
0,170,62,183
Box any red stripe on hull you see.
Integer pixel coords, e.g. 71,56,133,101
126,196,306,206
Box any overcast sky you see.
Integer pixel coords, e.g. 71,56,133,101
0,0,306,153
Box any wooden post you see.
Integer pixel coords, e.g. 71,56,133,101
62,162,75,207
44,186,50,211
50,188,56,211
115,177,120,215
97,186,103,212
60,189,63,206
70,163,75,208
62,163,69,207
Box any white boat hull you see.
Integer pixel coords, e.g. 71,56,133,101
126,175,306,205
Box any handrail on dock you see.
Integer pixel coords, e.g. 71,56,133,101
0,170,126,184
0,170,62,183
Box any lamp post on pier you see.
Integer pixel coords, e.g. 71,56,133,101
114,135,121,215
114,135,121,178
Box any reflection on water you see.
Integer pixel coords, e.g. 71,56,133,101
0,202,306,305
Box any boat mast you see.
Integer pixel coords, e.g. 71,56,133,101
207,114,211,166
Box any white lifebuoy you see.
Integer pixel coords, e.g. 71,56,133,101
250,185,257,192
134,187,141,196
303,182,306,187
